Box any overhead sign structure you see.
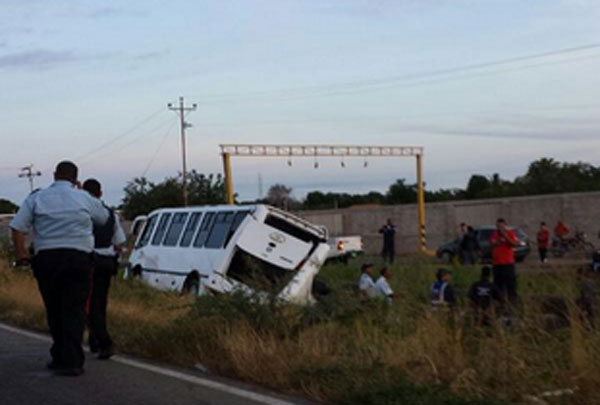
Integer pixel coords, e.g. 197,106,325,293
219,144,427,252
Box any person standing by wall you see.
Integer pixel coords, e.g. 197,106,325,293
379,218,396,264
460,226,480,265
490,218,520,308
536,222,550,264
83,179,126,360
10,161,108,376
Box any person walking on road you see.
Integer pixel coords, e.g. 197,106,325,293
83,179,126,360
537,222,550,264
379,218,396,264
490,218,520,309
10,161,108,376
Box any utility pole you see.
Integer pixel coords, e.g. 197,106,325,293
168,96,197,206
18,164,42,192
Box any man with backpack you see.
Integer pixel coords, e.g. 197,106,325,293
83,179,126,360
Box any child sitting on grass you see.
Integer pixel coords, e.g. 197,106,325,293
430,268,455,311
468,266,500,325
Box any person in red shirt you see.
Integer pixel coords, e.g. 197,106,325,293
489,218,520,307
554,221,569,240
537,222,550,264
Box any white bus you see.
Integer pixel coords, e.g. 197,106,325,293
127,204,330,304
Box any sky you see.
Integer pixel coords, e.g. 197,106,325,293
1,0,600,206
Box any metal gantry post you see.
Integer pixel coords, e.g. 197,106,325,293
416,153,426,252
222,152,235,205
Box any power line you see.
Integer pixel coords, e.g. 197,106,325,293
18,164,42,192
141,122,177,178
79,116,175,164
74,107,166,162
168,96,197,206
189,42,600,103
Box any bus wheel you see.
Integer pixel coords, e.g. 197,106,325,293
183,273,200,296
129,266,142,280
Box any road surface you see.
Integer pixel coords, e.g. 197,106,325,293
0,323,307,405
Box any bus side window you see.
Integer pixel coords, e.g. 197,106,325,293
151,213,172,246
224,210,250,246
194,212,216,248
163,212,189,246
137,215,158,247
205,211,235,249
180,212,202,247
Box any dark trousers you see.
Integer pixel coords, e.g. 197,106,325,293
538,248,548,263
382,243,395,263
88,255,116,351
493,264,518,307
32,249,92,369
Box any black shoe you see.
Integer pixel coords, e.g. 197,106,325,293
89,344,99,353
46,360,63,370
97,346,114,360
54,367,84,377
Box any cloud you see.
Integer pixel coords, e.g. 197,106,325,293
134,49,170,61
88,7,147,20
0,49,79,70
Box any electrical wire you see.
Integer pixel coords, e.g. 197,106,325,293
188,42,600,104
141,122,176,178
74,107,166,162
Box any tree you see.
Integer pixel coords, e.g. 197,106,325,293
121,171,226,220
265,183,299,210
386,179,417,204
0,198,18,214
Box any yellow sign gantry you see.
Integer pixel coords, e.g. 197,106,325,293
219,144,427,252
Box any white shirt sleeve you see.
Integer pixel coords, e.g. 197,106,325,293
9,194,35,234
376,277,393,297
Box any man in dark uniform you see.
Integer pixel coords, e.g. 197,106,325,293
10,161,108,376
83,179,126,360
379,218,396,264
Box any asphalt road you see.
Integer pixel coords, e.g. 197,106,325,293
0,323,307,405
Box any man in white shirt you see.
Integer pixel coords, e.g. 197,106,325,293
83,179,126,360
358,263,376,299
375,267,394,303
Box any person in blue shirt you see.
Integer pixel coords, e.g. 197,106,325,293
10,161,108,376
431,268,456,311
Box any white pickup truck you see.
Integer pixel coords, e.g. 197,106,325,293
326,235,363,263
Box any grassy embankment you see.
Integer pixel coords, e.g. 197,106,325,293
0,251,599,404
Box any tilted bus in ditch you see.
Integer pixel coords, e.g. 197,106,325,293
127,204,330,304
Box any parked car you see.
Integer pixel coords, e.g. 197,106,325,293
436,226,530,264
325,235,363,263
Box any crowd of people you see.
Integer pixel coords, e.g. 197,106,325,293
367,217,598,328
10,161,124,376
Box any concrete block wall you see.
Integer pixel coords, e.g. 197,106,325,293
299,191,600,255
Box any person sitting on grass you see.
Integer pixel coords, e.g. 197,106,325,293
431,268,456,311
358,263,376,300
468,266,500,326
375,267,394,303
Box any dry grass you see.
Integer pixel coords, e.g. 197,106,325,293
1,257,600,404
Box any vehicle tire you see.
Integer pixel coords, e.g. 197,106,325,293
182,273,200,296
440,251,453,264
129,265,142,280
